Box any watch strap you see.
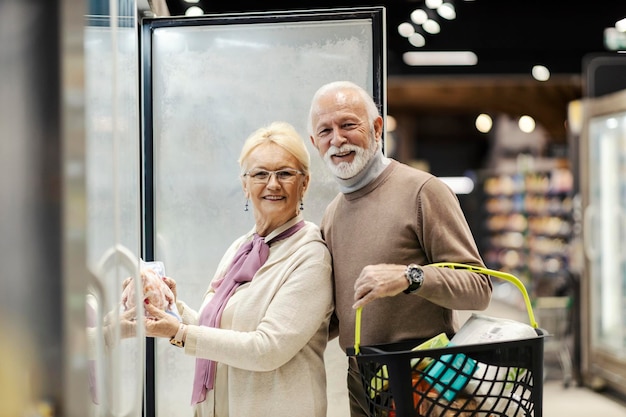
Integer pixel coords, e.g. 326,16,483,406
169,323,186,348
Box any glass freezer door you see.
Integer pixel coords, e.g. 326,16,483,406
586,111,626,354
141,8,385,416
85,8,144,417
582,91,626,393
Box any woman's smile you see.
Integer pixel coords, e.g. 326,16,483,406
242,142,308,235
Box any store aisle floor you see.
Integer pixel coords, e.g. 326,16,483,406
324,297,626,417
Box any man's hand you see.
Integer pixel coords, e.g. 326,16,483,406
144,303,180,339
353,264,410,309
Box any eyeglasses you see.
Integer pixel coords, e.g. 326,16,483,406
244,168,304,184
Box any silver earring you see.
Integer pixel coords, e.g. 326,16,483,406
244,200,249,212
300,200,304,211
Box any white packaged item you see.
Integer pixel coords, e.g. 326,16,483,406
451,314,538,416
451,313,537,346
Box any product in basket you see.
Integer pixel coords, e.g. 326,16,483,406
423,352,477,402
418,390,484,417
121,261,181,321
451,313,538,416
370,333,480,416
356,265,543,417
451,313,538,345
374,316,537,416
385,379,485,417
462,362,529,416
369,333,450,397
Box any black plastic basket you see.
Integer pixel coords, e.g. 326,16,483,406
346,263,546,417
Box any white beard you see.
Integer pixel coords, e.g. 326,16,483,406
323,140,378,179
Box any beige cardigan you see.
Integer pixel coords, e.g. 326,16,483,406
177,217,333,417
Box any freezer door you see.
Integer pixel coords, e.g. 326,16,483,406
581,90,626,393
141,8,385,416
85,12,144,417
584,108,626,355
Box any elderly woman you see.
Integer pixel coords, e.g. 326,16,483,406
144,121,333,417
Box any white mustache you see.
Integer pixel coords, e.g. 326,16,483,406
326,144,361,157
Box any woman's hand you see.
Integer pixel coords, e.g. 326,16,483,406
162,276,177,302
119,307,138,339
144,302,180,339
122,276,133,291
103,307,138,347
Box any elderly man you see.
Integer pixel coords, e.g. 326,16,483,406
308,81,492,416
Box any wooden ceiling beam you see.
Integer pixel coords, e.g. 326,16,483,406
387,75,583,142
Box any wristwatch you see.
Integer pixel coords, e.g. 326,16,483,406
403,264,424,294
169,323,186,348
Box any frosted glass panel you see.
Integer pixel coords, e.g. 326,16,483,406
85,20,143,417
587,111,626,356
148,15,379,416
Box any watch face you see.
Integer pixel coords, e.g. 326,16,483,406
409,268,422,280
405,265,424,294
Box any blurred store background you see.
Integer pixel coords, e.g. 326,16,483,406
161,0,626,293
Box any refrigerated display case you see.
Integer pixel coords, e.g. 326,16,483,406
82,3,386,416
84,4,145,417
140,9,385,416
580,88,626,395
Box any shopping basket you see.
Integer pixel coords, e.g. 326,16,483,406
346,263,546,417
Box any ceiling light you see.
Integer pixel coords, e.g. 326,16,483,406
185,6,203,16
606,117,619,129
604,27,626,51
475,113,493,133
531,65,550,81
403,51,477,66
423,19,441,34
408,33,426,47
398,22,416,37
425,0,443,10
439,176,475,194
518,115,536,133
410,9,428,25
437,3,456,20
386,115,397,132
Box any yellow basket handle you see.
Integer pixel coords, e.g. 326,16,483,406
353,263,538,355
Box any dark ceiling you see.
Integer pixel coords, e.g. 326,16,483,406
163,0,625,76
161,1,626,146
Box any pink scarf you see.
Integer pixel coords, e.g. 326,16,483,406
191,220,305,405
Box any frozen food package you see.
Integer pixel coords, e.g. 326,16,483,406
451,313,537,346
121,260,181,321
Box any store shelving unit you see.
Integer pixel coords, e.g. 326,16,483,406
481,158,574,300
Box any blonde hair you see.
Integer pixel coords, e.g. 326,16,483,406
238,121,311,175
